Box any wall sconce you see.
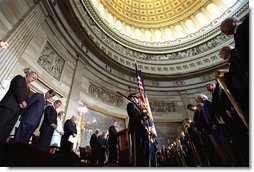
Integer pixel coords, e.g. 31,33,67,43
0,40,8,49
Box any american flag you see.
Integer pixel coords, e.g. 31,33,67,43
135,63,157,137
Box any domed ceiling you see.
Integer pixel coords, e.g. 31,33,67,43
99,0,209,29
62,0,248,77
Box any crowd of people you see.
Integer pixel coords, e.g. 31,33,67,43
0,71,79,157
0,13,249,167
87,121,118,166
119,13,249,167
178,14,249,167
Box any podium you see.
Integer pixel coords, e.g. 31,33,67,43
117,128,131,167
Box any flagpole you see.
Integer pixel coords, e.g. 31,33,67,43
135,62,157,137
135,62,158,167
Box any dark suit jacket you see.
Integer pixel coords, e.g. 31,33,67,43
90,133,99,151
229,49,243,73
193,109,208,133
234,14,249,71
0,75,27,110
37,105,57,150
20,93,46,127
39,105,57,133
61,119,77,141
60,119,77,153
127,102,143,134
127,102,149,166
108,125,118,146
0,75,28,142
211,82,231,117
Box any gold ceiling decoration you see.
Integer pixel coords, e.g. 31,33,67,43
100,0,209,29
70,0,247,76
90,0,241,43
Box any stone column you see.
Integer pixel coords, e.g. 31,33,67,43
0,4,45,81
212,0,228,10
190,15,201,28
65,56,85,119
64,56,86,151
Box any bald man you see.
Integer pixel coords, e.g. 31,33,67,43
220,14,249,71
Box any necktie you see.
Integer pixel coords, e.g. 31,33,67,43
233,34,240,59
26,83,29,96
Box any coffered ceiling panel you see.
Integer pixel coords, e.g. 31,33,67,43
68,0,248,76
100,0,209,28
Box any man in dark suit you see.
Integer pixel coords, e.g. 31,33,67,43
90,128,100,164
206,82,248,166
0,71,38,142
219,46,249,114
36,100,62,151
60,115,78,153
127,93,149,167
186,103,214,166
206,82,232,120
14,89,56,144
219,46,244,73
108,121,118,164
220,14,249,73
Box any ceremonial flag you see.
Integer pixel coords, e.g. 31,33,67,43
135,63,157,137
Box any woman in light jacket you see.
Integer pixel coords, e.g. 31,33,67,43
49,111,65,154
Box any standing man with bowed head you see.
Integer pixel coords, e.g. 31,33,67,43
108,121,118,164
14,89,56,144
0,71,38,142
220,15,249,73
36,100,62,151
60,115,78,153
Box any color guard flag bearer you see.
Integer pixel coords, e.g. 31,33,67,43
135,63,157,137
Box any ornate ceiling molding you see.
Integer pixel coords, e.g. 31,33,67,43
79,0,248,50
100,0,209,29
55,0,248,77
69,0,245,75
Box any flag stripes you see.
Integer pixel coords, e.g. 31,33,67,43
135,63,157,137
